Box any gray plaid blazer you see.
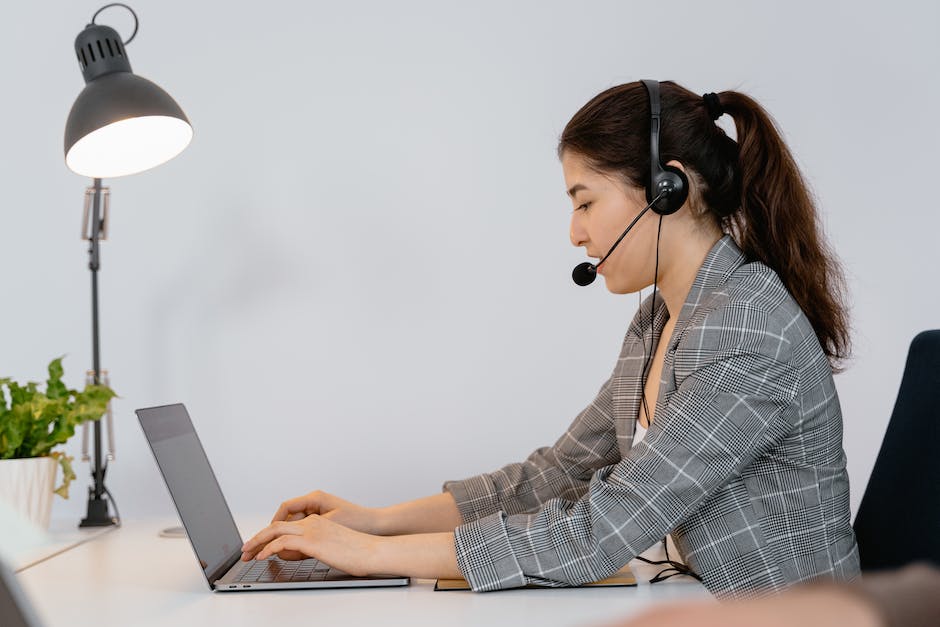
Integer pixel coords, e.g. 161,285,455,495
445,235,859,598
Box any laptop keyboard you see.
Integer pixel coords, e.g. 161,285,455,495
233,558,343,583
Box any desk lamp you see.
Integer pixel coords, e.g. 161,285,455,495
64,3,192,527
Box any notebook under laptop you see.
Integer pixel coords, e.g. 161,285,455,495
136,403,409,591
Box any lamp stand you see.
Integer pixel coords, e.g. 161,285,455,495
80,177,118,528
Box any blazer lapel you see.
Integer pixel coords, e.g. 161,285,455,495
612,235,747,455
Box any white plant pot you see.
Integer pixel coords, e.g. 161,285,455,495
0,457,57,530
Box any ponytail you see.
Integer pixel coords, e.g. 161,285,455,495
719,91,850,369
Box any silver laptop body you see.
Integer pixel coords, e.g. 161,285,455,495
136,403,409,591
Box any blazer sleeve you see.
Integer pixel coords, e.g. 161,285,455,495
443,375,623,524
452,341,802,591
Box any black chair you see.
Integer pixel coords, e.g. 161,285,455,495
853,330,940,570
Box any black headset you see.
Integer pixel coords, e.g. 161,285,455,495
641,79,688,216
570,79,690,287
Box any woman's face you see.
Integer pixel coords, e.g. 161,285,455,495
563,151,660,294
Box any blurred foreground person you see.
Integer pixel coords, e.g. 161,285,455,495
608,563,940,627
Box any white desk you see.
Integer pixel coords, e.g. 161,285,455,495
16,519,710,627
12,520,115,572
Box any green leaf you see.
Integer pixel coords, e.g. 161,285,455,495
49,451,76,499
2,405,31,458
8,381,36,405
45,357,69,400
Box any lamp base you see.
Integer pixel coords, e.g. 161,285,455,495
79,493,118,528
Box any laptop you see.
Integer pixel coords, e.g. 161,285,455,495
0,559,43,627
136,403,410,591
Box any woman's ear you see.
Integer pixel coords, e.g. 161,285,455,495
665,159,686,174
665,159,699,215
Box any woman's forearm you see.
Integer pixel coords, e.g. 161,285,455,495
371,532,463,580
377,492,463,535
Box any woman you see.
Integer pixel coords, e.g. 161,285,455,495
240,80,860,598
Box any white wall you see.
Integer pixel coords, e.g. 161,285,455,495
3,0,937,524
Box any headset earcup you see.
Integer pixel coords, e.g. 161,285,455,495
653,164,689,215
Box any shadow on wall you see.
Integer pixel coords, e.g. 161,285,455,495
146,200,314,401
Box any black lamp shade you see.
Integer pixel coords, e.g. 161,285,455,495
64,23,192,178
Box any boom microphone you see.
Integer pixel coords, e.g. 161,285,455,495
570,190,666,286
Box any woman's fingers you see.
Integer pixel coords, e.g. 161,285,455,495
271,496,313,523
254,537,287,562
239,515,375,577
271,491,333,523
256,534,306,561
241,521,302,560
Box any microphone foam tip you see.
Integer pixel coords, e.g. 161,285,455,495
572,262,597,286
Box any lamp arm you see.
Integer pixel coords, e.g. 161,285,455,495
79,178,117,528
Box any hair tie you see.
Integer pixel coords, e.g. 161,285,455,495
702,92,723,121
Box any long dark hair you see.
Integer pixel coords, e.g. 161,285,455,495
558,81,850,370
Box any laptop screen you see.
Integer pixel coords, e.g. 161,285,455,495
137,404,244,585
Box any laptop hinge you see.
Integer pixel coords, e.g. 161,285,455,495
208,552,244,586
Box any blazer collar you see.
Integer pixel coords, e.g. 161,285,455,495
673,234,747,332
641,234,747,347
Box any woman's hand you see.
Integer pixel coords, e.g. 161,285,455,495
242,514,463,580
271,490,385,535
240,514,378,576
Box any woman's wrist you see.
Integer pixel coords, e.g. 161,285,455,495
367,535,394,575
371,506,394,536
372,493,463,536
367,532,461,580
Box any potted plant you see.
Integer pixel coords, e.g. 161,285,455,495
0,357,116,529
